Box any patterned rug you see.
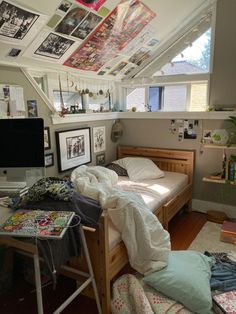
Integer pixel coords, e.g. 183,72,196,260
188,221,235,253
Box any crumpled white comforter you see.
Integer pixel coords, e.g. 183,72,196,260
71,165,170,275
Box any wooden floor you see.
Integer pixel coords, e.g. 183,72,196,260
0,211,207,314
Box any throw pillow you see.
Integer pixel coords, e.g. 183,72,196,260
143,250,214,314
113,157,164,181
106,163,128,176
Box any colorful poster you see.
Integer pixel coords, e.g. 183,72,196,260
0,0,39,40
64,0,155,71
34,33,74,59
76,0,106,11
54,7,88,35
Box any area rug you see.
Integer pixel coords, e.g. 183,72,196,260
188,221,235,253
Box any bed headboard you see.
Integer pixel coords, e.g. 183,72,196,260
117,145,195,184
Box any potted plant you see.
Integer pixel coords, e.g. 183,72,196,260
228,116,236,145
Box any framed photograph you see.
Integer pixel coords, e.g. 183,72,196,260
44,127,51,150
96,153,105,166
45,153,54,167
93,126,106,153
55,127,91,172
27,100,38,117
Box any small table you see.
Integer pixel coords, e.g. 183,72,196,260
0,207,102,314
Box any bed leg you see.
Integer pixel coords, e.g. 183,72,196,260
185,199,192,212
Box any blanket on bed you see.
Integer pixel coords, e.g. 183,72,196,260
111,274,192,314
71,165,170,275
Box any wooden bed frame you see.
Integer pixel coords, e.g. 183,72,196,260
68,145,195,314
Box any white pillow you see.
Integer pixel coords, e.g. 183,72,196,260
113,157,164,181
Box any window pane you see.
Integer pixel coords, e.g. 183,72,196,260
163,85,187,111
126,88,145,112
154,28,211,76
149,87,162,111
189,83,207,111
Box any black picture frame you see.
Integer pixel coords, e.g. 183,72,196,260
45,153,54,167
55,127,91,172
96,153,105,166
44,127,51,150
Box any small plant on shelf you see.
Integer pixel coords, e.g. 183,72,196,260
228,116,236,146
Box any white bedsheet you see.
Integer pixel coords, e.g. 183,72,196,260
71,165,170,275
108,171,188,250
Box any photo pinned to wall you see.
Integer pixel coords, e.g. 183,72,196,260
45,153,54,167
183,120,197,139
93,126,106,153
44,127,51,150
203,130,212,143
27,100,38,117
57,0,72,13
7,48,21,57
34,33,75,59
96,153,105,166
55,127,91,172
75,0,106,11
54,7,88,36
109,61,128,76
0,0,39,40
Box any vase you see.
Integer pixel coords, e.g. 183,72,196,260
211,129,229,145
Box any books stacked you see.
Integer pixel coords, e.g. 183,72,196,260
213,290,236,314
220,220,236,245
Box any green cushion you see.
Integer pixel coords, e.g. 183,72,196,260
143,250,214,314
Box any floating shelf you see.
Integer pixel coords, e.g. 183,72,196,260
203,144,236,149
202,177,236,184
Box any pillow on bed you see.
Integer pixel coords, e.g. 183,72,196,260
143,250,214,314
113,157,164,181
106,163,128,176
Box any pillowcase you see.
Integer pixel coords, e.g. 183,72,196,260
143,250,214,314
113,157,164,181
106,163,128,176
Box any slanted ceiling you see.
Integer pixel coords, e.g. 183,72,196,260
0,0,215,81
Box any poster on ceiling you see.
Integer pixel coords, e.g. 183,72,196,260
54,6,89,36
64,0,156,72
75,0,106,11
34,33,75,59
0,0,48,45
71,12,102,40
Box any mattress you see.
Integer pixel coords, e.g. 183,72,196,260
108,171,188,250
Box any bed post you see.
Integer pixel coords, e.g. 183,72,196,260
98,212,111,314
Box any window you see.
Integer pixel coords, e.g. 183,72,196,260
123,26,211,112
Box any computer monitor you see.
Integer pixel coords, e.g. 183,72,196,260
0,118,45,189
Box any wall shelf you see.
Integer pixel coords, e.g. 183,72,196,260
203,144,236,149
202,177,236,185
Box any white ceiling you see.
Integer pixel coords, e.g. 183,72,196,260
0,0,216,80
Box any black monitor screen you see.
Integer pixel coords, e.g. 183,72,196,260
0,118,44,168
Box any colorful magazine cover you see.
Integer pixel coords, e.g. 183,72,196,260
0,210,75,239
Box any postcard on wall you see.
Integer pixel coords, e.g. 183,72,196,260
93,126,106,153
76,0,106,11
0,0,48,45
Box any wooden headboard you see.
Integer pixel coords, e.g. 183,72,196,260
117,145,195,184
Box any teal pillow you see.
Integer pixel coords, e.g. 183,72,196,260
143,250,214,314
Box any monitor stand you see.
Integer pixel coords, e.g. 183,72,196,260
0,167,45,191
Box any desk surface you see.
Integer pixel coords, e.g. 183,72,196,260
0,205,13,225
